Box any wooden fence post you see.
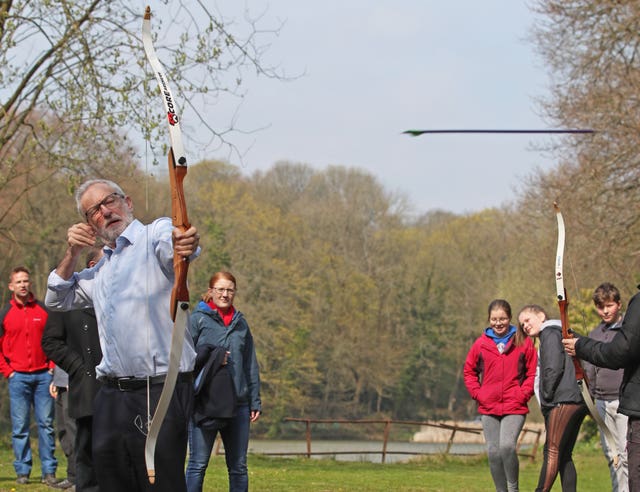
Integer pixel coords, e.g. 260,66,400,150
382,420,391,463
305,419,311,458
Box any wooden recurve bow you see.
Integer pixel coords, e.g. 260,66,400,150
142,6,191,483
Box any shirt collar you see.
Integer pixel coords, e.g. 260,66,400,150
103,219,143,256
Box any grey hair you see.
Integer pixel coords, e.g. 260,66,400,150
74,179,126,216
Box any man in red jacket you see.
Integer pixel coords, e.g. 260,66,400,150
0,266,58,486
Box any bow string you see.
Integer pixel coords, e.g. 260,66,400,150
142,6,191,484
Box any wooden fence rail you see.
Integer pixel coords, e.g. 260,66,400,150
246,418,543,464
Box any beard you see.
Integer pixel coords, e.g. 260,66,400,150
96,209,134,246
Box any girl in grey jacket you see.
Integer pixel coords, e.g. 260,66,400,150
519,304,586,492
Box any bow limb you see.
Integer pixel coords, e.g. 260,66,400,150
554,204,571,339
554,203,579,375
554,202,619,467
142,6,191,484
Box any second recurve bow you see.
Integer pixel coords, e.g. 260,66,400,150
554,202,618,467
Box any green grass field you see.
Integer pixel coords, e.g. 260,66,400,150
0,441,612,491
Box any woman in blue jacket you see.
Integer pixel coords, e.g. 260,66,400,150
185,271,262,492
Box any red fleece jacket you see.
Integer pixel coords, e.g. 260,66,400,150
0,295,52,378
464,333,537,415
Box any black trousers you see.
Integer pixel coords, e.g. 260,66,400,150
92,375,193,492
56,387,77,483
536,403,588,492
75,415,98,492
628,417,640,492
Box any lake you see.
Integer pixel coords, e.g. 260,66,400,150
244,440,488,464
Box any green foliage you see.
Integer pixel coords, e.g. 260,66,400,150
567,288,602,336
580,416,600,444
0,152,621,431
180,160,533,428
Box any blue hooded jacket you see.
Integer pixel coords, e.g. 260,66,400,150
189,301,261,411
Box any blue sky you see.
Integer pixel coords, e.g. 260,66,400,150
181,1,557,215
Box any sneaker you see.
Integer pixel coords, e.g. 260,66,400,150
49,478,75,489
16,475,29,485
42,474,61,486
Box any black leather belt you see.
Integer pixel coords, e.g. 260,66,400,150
102,372,192,391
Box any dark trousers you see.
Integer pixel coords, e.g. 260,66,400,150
75,415,99,492
536,403,588,492
628,417,640,492
56,388,76,483
92,376,193,492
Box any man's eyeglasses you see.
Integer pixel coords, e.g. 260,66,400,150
84,192,124,221
212,287,235,295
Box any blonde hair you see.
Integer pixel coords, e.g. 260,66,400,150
517,304,548,344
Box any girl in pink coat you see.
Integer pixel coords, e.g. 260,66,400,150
464,299,538,492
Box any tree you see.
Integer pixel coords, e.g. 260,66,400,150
280,166,411,416
0,0,286,293
403,209,520,419
529,0,640,289
0,0,284,228
0,124,147,298
186,159,324,434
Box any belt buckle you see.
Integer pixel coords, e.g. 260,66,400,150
117,377,133,391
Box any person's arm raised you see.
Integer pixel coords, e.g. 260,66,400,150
55,223,96,280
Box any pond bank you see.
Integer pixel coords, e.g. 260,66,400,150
412,420,545,444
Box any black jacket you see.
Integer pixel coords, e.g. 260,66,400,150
576,291,640,418
193,343,237,429
41,309,102,419
538,323,582,412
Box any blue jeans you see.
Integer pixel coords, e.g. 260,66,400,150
8,370,57,477
186,405,250,492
